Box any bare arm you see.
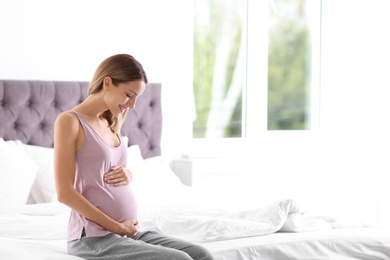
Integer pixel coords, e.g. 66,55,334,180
53,112,137,236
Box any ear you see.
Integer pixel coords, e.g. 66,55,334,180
103,77,112,91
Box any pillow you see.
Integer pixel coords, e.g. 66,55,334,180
22,144,56,203
126,144,144,175
126,145,182,185
143,156,183,188
132,154,191,207
0,139,38,206
129,151,183,191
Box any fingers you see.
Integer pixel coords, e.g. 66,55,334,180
131,220,139,238
104,166,129,185
104,175,129,186
110,165,120,171
121,219,139,238
104,167,134,187
113,180,129,186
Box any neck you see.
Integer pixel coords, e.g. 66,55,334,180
77,93,108,120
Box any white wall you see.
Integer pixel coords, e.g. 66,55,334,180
321,0,390,133
308,0,390,223
0,0,195,158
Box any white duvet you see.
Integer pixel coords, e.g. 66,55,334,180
0,199,343,242
0,199,387,260
139,199,336,242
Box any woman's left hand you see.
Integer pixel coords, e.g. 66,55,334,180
104,166,133,186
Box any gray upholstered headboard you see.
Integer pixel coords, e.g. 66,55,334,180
0,80,162,158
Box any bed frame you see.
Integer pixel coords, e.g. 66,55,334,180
0,80,162,158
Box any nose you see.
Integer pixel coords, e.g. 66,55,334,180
126,99,136,110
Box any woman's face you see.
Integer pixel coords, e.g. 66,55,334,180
106,79,146,116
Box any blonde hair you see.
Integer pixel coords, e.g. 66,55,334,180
88,54,148,133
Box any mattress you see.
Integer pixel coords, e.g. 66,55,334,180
1,201,389,260
206,228,390,260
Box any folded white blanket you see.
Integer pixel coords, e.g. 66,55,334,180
139,199,334,241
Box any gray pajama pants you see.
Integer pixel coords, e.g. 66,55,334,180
68,230,213,260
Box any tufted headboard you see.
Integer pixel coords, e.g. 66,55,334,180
0,80,162,158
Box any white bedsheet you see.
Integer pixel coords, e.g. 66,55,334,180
1,200,388,260
0,203,79,259
205,227,390,260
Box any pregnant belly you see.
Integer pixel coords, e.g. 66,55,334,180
85,185,138,222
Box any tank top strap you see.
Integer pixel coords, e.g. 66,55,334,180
72,111,91,129
71,110,101,141
71,110,123,149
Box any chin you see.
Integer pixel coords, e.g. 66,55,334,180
117,110,127,117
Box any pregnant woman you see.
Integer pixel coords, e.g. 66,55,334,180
54,54,213,260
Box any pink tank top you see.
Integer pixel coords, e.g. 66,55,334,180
67,111,138,241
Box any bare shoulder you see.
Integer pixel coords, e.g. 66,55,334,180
55,111,80,136
55,111,78,125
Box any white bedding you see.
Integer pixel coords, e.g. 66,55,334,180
139,199,335,242
1,141,390,260
0,202,390,260
206,228,390,260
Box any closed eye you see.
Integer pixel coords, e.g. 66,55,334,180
125,89,138,99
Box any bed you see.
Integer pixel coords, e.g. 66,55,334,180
0,79,389,260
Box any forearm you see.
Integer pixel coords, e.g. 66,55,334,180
57,187,122,234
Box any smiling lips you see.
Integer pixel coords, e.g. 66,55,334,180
119,105,127,113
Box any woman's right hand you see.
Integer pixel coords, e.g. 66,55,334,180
118,219,139,238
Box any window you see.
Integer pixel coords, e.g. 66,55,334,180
193,0,321,138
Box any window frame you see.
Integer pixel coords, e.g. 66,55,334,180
190,0,323,154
